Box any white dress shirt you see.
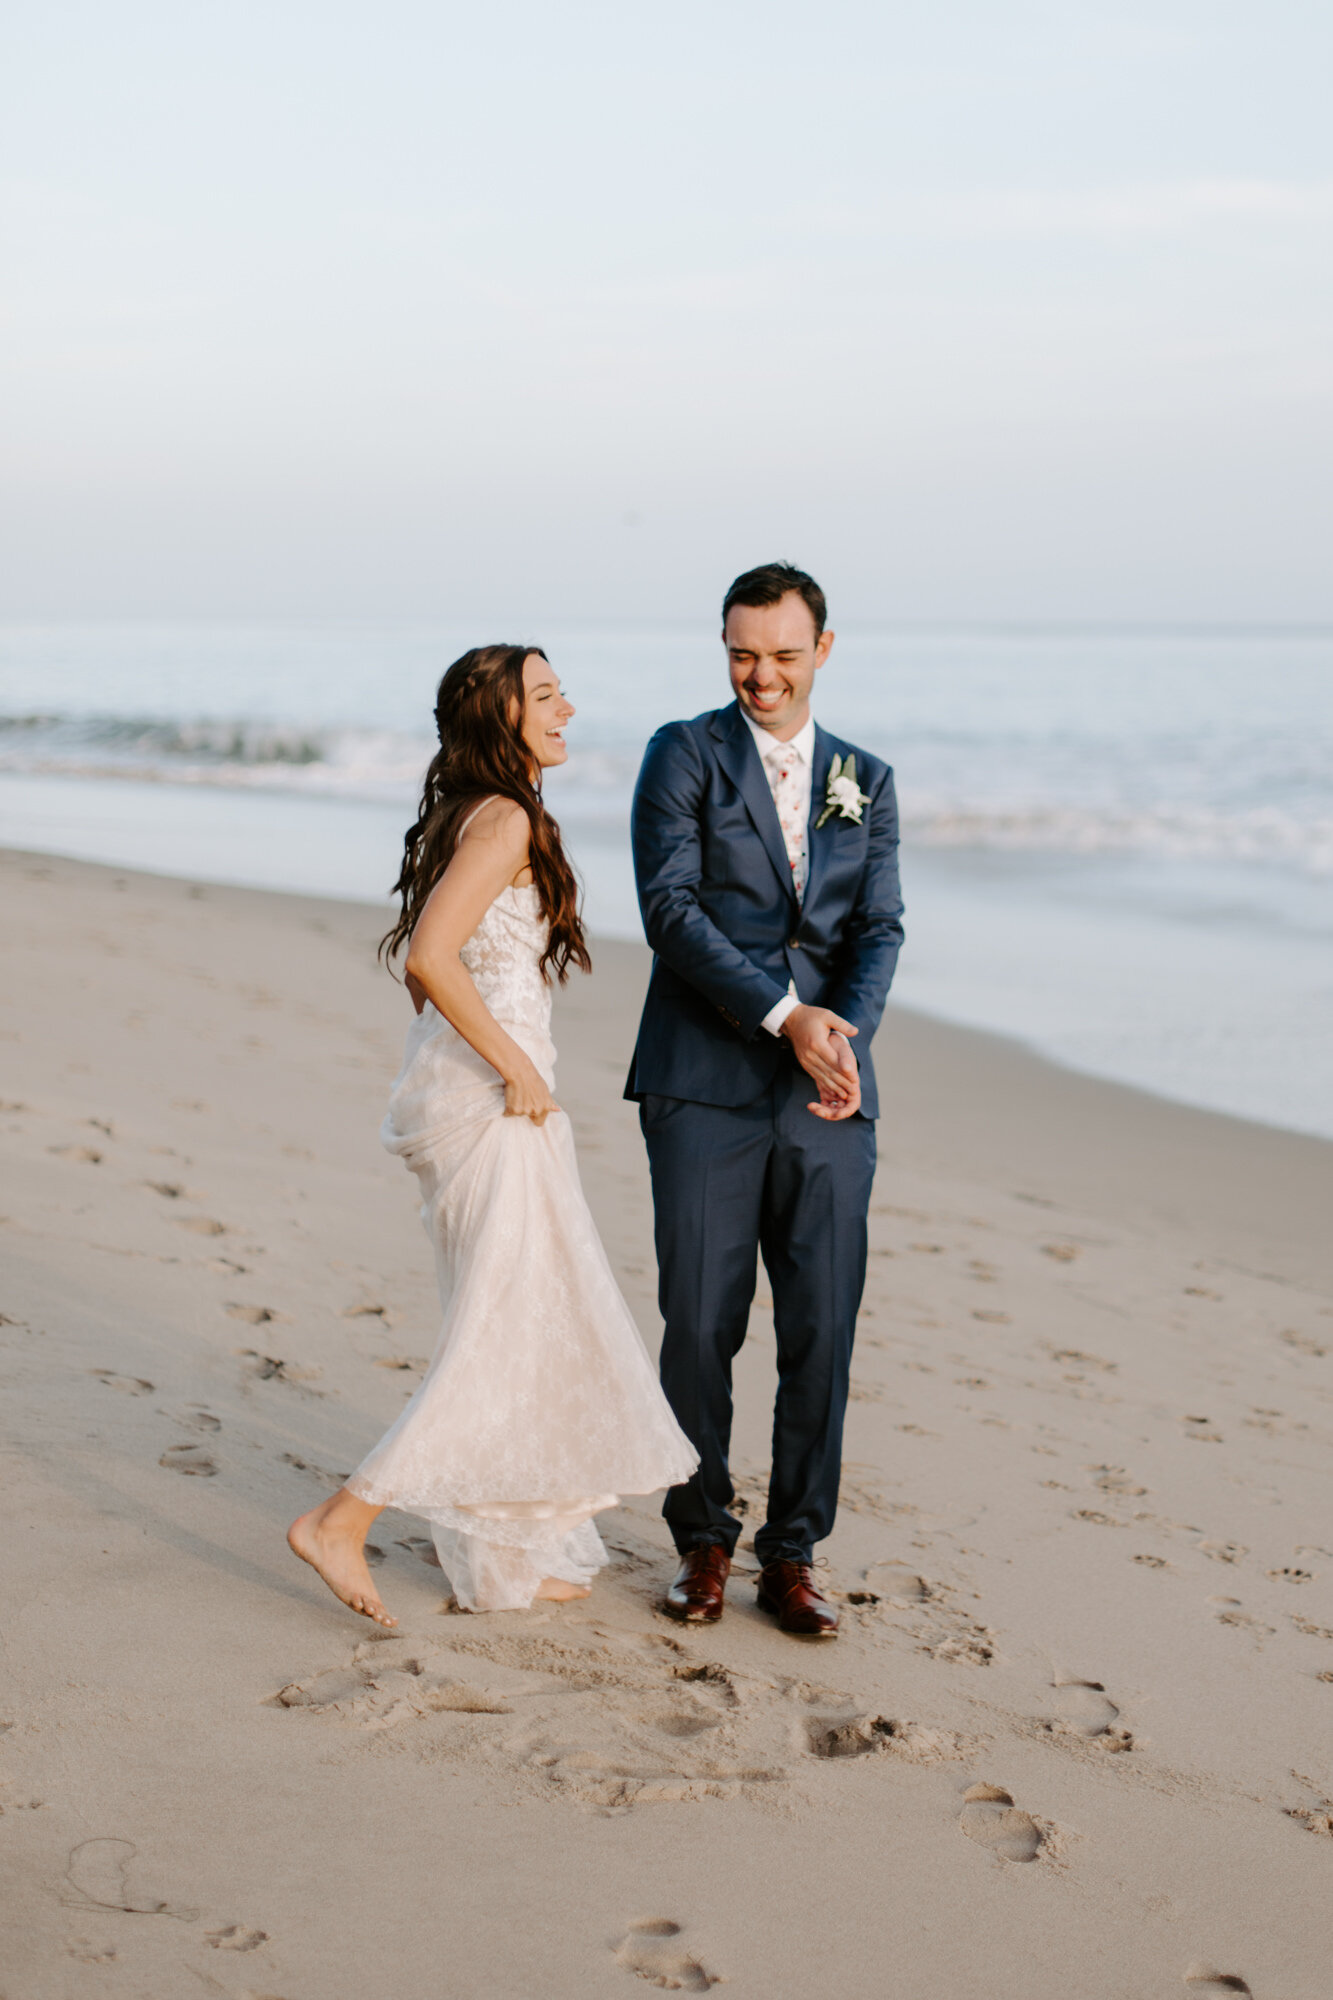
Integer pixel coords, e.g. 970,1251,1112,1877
741,709,816,1038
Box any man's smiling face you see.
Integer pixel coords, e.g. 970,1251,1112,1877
725,591,834,741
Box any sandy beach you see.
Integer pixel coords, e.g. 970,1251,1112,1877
2,844,1331,2000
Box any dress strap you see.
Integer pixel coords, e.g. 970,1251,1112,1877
456,795,502,841
455,795,536,892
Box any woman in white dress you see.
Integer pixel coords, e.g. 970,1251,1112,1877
288,644,696,1625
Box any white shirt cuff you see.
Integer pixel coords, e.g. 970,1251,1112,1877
760,993,801,1038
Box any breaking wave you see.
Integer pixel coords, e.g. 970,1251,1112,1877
0,712,433,800
3,711,1330,875
900,802,1333,873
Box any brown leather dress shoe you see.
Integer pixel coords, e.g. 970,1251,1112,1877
662,1544,731,1623
756,1559,840,1637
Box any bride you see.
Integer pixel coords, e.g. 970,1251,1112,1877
288,644,696,1625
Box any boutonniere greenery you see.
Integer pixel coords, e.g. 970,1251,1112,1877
814,753,871,829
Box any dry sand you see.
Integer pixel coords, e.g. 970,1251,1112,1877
2,845,1331,1999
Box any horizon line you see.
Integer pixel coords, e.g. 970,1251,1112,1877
3,615,1333,639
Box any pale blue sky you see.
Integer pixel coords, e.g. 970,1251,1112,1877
2,1,1331,621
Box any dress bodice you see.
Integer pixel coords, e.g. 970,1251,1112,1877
458,882,551,1041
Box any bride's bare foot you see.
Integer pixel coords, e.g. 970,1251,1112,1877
287,1491,396,1628
534,1577,592,1602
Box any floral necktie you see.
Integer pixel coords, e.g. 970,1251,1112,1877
764,747,808,903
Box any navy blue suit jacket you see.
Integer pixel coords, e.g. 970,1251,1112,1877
625,700,904,1118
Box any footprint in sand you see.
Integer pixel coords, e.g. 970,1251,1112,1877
1044,1678,1132,1749
1279,1328,1328,1358
176,1216,229,1236
205,1925,269,1951
1199,1541,1247,1564
275,1654,515,1724
805,1714,971,1762
860,1561,930,1602
275,1665,375,1709
226,1303,289,1326
1048,1344,1112,1376
613,1918,723,1991
805,1715,892,1759
166,1406,221,1434
1049,1346,1117,1373
90,1369,154,1395
279,1452,346,1484
1208,1598,1275,1639
1183,1965,1253,1996
158,1444,218,1477
671,1663,740,1707
49,1145,102,1164
959,1784,1043,1862
1090,1465,1148,1496
241,1350,320,1385
652,1709,723,1740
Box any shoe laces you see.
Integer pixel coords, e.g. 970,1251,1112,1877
768,1556,829,1590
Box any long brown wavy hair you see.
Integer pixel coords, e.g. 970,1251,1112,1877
380,644,591,985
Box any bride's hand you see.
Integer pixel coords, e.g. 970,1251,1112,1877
502,1060,560,1126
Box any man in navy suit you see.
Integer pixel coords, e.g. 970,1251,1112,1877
626,562,904,1637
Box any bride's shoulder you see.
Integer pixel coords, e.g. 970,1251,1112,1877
457,794,531,853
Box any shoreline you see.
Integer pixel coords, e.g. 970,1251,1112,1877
3,844,1332,1997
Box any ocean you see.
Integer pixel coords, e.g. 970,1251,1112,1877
2,620,1330,1140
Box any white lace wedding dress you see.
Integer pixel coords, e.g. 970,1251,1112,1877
347,875,697,1611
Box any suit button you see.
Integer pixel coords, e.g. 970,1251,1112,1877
788,938,801,949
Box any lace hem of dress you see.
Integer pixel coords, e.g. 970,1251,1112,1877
344,1478,614,1611
433,1517,608,1612
344,1479,618,1548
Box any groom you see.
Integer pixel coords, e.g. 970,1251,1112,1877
626,562,904,1637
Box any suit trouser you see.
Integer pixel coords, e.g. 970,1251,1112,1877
639,1062,876,1566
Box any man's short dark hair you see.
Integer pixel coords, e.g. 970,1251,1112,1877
722,561,827,640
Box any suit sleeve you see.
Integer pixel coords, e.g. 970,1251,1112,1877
632,724,790,1039
821,761,905,1045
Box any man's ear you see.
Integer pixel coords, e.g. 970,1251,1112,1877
815,629,835,668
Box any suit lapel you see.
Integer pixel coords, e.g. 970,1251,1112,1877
710,704,798,909
802,725,835,912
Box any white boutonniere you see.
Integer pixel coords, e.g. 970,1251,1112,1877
814,753,871,829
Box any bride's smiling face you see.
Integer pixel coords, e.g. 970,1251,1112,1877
516,653,574,771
